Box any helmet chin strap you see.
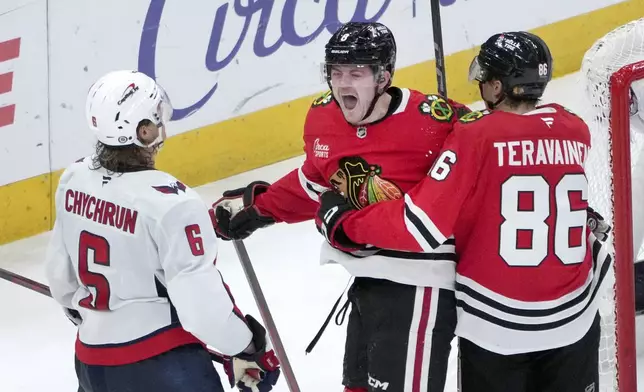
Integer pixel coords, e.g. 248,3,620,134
133,124,166,149
359,69,390,123
360,86,383,123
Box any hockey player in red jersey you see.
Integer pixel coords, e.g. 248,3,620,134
45,70,280,392
315,32,613,392
211,22,470,392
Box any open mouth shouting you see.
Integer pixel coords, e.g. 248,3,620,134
340,93,359,110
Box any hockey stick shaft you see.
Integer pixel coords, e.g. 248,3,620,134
232,240,301,392
0,267,227,364
0,267,52,297
430,0,447,98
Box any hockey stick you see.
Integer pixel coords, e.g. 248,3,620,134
430,0,448,98
0,267,228,364
232,240,301,392
0,267,52,297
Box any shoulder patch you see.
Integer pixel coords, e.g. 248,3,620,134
152,181,187,195
458,110,490,124
418,94,454,123
312,91,333,108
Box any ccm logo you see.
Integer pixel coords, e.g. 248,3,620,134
0,37,21,128
368,375,390,390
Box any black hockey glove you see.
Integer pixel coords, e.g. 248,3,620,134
223,315,281,392
315,191,364,252
587,206,611,242
63,307,82,326
211,181,276,240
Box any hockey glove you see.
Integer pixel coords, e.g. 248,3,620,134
315,191,364,252
211,181,276,240
63,307,82,326
223,315,281,392
588,206,611,242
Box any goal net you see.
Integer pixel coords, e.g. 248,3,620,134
581,17,644,392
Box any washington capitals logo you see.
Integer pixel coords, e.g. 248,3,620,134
117,83,139,105
152,181,187,195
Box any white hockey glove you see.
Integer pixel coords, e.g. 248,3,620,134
223,315,281,392
587,207,611,242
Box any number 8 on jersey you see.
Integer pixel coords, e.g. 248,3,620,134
500,173,588,267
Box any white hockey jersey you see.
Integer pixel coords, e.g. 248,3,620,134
45,157,252,366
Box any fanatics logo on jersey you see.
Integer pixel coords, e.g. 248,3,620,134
541,117,554,128
152,181,187,194
313,138,329,159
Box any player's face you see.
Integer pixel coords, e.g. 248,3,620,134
479,80,503,109
138,122,165,153
329,65,381,124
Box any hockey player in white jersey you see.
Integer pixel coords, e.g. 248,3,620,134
45,70,280,392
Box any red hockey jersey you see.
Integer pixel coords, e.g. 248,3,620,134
254,88,465,289
340,104,612,354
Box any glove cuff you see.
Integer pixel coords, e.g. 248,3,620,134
237,315,279,371
243,181,271,206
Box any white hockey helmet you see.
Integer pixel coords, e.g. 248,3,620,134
85,70,173,147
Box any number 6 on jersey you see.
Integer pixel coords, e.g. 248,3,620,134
429,150,457,181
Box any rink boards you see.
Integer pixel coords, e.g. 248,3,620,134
0,0,643,244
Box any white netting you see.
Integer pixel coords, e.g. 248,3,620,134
581,17,644,392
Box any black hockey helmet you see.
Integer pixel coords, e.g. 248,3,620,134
324,22,397,88
469,31,553,100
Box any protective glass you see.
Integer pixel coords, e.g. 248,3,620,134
468,56,490,83
157,85,174,127
141,84,174,148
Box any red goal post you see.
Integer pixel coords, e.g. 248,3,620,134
581,17,644,392
609,59,644,392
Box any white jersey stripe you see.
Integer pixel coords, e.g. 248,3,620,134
403,287,437,392
404,194,448,249
419,288,440,392
297,167,329,201
453,233,612,354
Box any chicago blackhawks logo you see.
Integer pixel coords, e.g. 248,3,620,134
459,110,489,123
419,94,454,122
329,157,402,209
312,91,333,108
